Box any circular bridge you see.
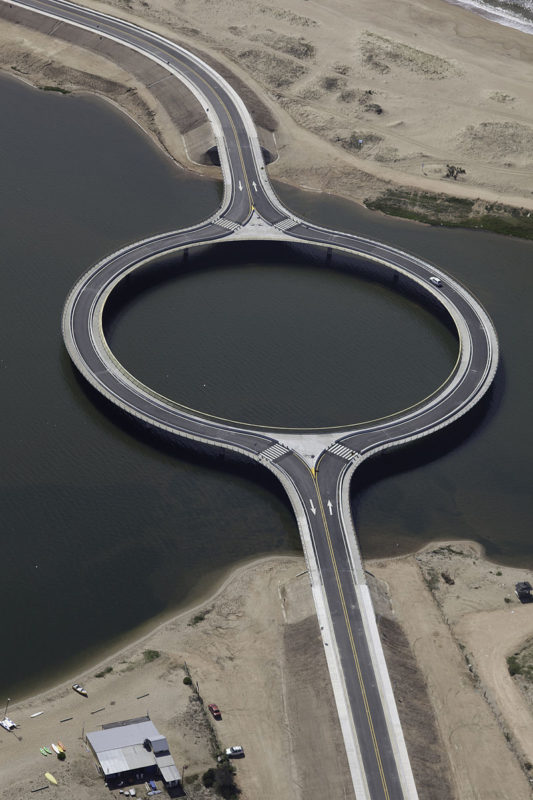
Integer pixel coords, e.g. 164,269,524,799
8,1,499,799
63,220,497,462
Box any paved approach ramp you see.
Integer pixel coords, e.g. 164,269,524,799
2,1,499,797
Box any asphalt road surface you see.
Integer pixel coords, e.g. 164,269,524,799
2,1,500,797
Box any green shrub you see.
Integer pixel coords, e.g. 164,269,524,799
183,676,193,686
40,85,70,94
213,763,241,799
507,655,522,676
202,768,216,788
189,607,212,626
143,649,160,662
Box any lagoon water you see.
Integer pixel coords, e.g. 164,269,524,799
1,72,532,699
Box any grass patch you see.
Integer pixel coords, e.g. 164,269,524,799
40,85,70,94
95,666,113,678
435,545,466,557
507,639,533,683
143,649,160,663
507,655,522,675
341,132,382,151
366,189,533,240
189,607,213,626
424,568,440,592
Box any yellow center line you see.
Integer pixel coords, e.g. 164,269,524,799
312,470,391,800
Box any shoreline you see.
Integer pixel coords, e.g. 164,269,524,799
442,0,533,36
2,0,533,238
6,542,533,799
9,552,299,708
6,536,517,709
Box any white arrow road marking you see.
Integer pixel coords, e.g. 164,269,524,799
309,500,317,516
252,181,257,191
238,180,243,191
327,500,334,516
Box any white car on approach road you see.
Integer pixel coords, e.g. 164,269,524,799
225,745,245,758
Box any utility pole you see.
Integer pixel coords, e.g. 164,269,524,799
3,697,10,718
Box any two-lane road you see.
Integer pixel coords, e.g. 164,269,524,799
2,1,499,797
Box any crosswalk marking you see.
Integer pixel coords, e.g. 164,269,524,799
276,218,298,232
216,217,240,231
260,443,290,462
328,443,358,461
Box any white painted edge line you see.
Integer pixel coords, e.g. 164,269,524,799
357,585,420,800
5,0,232,213
338,459,366,584
269,467,372,800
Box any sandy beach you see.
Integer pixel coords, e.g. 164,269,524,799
3,545,533,798
2,0,533,219
3,556,355,800
2,0,533,797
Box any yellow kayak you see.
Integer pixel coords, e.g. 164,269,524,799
45,773,58,785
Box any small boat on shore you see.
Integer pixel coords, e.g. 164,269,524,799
40,747,48,756
57,740,66,751
51,743,61,755
45,773,57,785
72,683,88,697
43,746,52,755
31,711,44,718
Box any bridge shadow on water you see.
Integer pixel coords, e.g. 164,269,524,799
62,341,503,566
63,350,297,528
60,237,501,562
350,360,505,556
102,239,458,342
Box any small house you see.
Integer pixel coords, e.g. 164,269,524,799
86,715,181,788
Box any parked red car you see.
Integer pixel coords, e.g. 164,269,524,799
208,703,222,720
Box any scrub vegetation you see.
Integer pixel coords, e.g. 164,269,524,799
366,190,533,239
39,84,70,93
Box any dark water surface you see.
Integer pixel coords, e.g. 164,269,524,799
275,185,533,564
1,73,532,699
107,242,457,429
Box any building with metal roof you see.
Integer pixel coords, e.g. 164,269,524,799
86,716,181,788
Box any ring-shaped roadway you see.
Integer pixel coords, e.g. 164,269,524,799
4,1,499,799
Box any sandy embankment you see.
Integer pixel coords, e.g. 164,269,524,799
371,541,533,799
3,557,355,800
5,546,533,799
2,0,533,214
